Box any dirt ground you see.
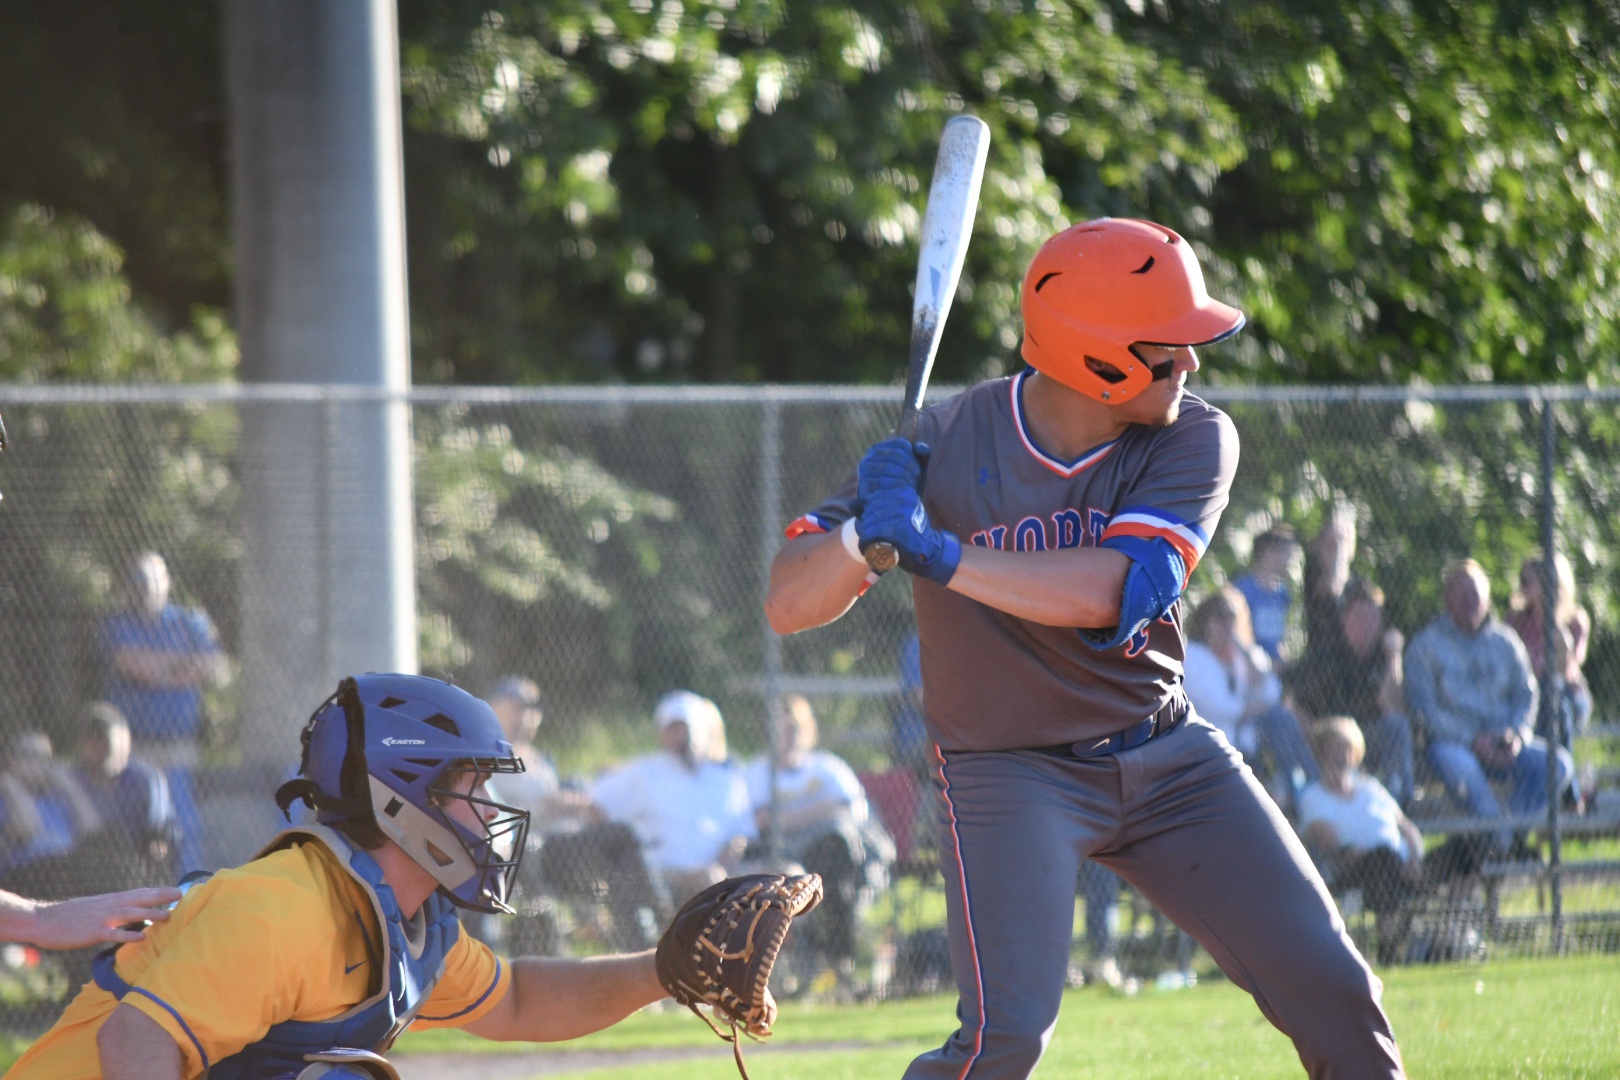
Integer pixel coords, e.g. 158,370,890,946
395,1040,880,1080
395,1046,737,1079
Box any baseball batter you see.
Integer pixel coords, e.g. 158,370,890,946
767,218,1405,1078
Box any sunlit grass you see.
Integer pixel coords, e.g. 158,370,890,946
390,954,1619,1079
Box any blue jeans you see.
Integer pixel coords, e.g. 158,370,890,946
165,766,206,875
1254,706,1320,796
1363,713,1415,808
1427,737,1574,850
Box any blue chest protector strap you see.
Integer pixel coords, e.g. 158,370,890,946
93,826,462,1080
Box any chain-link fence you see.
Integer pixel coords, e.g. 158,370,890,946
0,382,1617,1020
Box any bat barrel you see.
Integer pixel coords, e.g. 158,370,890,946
863,113,988,581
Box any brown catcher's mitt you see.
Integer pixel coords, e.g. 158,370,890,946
655,872,823,1078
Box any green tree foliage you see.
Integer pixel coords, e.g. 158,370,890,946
397,0,1241,383
0,205,235,383
5,0,1616,389
0,0,229,324
414,404,679,681
1111,0,1620,386
0,203,238,733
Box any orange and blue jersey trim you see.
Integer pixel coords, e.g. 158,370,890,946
784,512,834,540
1101,506,1207,585
1009,368,1121,478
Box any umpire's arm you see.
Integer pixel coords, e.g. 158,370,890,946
462,952,666,1044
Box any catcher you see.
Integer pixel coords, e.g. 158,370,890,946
9,673,819,1080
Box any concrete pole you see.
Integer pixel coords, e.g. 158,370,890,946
227,0,417,770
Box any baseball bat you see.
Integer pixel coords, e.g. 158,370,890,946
865,114,991,573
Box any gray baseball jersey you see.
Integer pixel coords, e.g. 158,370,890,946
793,368,1237,750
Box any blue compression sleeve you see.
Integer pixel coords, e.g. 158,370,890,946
1079,535,1187,650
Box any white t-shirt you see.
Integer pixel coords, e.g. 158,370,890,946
589,753,757,871
1297,774,1411,860
1182,640,1279,756
743,750,868,825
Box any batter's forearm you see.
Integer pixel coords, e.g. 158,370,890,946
946,546,1130,628
765,532,869,634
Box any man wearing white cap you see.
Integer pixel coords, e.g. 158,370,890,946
588,691,758,902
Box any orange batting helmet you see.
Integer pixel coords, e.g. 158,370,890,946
1019,218,1245,403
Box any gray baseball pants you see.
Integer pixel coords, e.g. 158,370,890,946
902,716,1406,1080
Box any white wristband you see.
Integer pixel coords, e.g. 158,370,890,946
840,517,866,564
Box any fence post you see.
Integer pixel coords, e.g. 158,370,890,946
317,394,334,696
1539,395,1564,954
760,393,784,855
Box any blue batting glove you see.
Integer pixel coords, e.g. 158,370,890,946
857,438,931,504
857,485,961,585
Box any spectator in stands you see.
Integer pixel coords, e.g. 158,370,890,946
692,695,739,769
1289,576,1415,807
1298,717,1425,963
1234,525,1301,665
1405,558,1573,850
1184,587,1320,807
588,691,757,903
1507,553,1593,756
1298,717,1424,914
745,694,891,982
71,702,177,859
98,551,223,874
486,676,589,834
1303,505,1358,656
0,732,103,882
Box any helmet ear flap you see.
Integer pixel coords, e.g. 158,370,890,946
275,677,374,823
334,676,370,807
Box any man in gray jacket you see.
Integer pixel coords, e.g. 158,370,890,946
1405,559,1572,850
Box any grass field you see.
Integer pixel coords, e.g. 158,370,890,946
385,953,1618,1079
1,956,1612,1075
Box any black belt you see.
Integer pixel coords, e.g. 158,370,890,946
1031,691,1189,761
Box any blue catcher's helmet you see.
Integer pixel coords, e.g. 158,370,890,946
276,674,530,915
